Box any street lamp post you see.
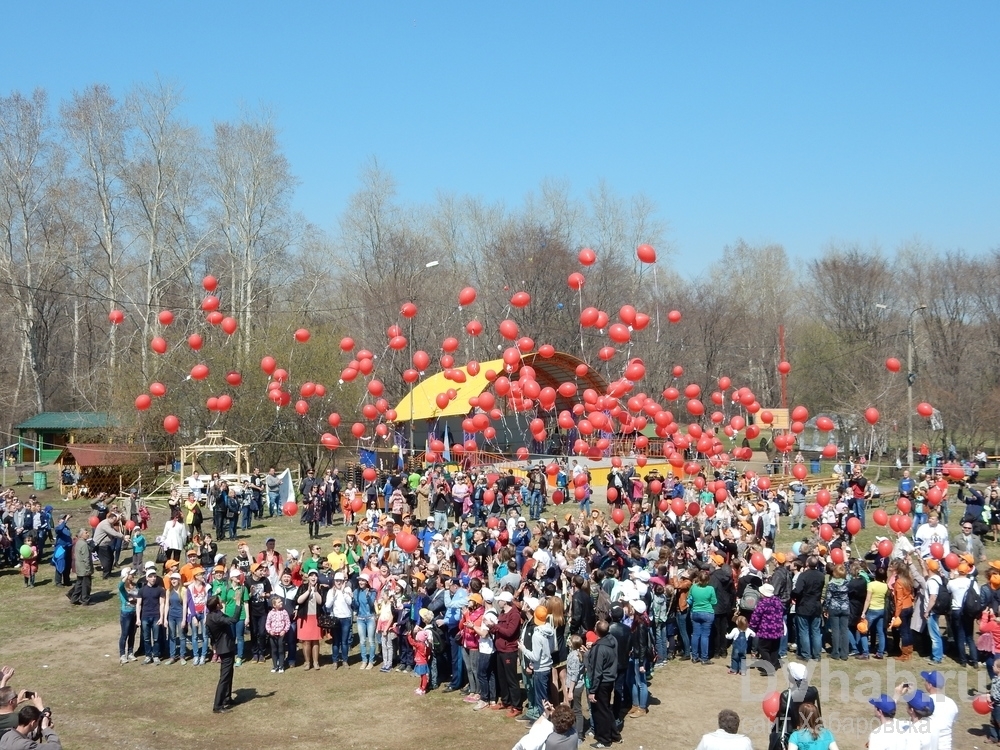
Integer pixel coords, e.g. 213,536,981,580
906,304,927,469
408,261,439,470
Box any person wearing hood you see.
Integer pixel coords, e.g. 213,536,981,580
51,514,74,587
520,605,555,724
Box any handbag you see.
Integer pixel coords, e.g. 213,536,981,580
155,545,167,565
317,607,336,630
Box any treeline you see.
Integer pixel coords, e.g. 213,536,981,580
1,81,997,466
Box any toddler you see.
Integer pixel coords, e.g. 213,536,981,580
265,595,291,673
726,615,755,675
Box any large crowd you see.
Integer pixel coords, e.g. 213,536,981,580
3,455,1000,748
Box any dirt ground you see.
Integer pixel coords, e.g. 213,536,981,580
0,485,995,749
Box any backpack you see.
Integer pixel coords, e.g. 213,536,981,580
739,587,761,612
931,577,952,615
962,582,984,619
594,587,612,623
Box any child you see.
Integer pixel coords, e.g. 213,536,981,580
376,586,397,671
343,482,357,527
265,595,291,673
726,615,755,675
565,634,588,739
20,533,38,588
408,627,431,695
365,499,380,529
131,528,147,570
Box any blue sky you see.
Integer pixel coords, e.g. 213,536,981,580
2,2,998,267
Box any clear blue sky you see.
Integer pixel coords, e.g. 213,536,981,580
3,2,998,267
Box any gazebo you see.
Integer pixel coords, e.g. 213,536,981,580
178,430,249,484
59,444,168,497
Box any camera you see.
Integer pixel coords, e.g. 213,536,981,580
22,691,34,700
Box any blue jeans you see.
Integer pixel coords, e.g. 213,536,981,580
268,491,279,517
433,511,449,532
141,617,160,659
532,669,550,716
579,498,592,515
332,617,352,663
951,612,975,665
227,514,238,540
285,621,298,666
167,615,185,659
691,611,714,662
629,658,648,709
730,646,746,673
914,512,928,528
357,616,376,663
240,505,252,530
449,636,465,689
119,611,136,658
654,622,669,662
231,620,245,660
529,491,544,520
796,615,823,660
189,614,208,660
852,497,866,528
674,612,691,658
860,609,885,656
927,615,944,662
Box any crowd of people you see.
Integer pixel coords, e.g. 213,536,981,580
4,454,999,748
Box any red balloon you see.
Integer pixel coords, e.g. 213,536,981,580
877,539,894,557
608,324,630,344
819,523,834,541
885,357,901,373
135,394,151,411
340,337,355,352
225,371,242,387
458,287,477,306
190,364,209,380
108,309,124,325
499,319,519,340
89,516,100,528
163,415,180,434
206,311,223,326
762,692,781,722
551,489,564,505
864,407,880,425
578,247,596,266
201,295,220,312
822,444,838,458
567,272,585,291
158,310,174,325
150,336,167,355
750,552,766,571
261,356,277,375
221,316,238,335
816,416,835,432
805,504,822,519
282,501,298,517
351,423,365,438
611,507,625,525
897,497,912,514
792,464,807,480
778,361,791,375
511,291,531,308
636,244,656,263
202,275,218,292
667,310,681,324
401,302,417,318
791,405,809,422
396,532,419,554
327,413,341,427
873,509,889,526
442,337,459,353
929,542,945,560
217,395,232,412
816,489,831,506
149,382,166,397
973,695,992,716
917,402,933,417
294,328,310,343
846,517,861,535
760,410,774,425
686,399,704,416
944,552,960,570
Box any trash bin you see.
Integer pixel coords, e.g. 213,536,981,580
810,459,821,474
33,470,47,490
172,460,181,473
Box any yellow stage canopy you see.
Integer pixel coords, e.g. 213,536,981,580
395,359,505,421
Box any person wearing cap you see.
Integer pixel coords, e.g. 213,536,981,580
519,605,555,723
866,695,914,750
164,571,189,663
117,568,139,665
771,662,822,748
895,688,936,749
625,599,651,717
184,566,210,665
326,572,354,668
136,569,166,664
352,573,377,669
295,570,324,670
920,670,957,750
179,549,201,585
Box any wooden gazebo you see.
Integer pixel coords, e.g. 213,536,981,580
59,444,167,497
179,431,249,484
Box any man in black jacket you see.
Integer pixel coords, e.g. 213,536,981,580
769,554,794,658
792,556,826,660
709,556,737,659
608,606,632,724
586,621,622,747
206,595,240,713
569,575,596,635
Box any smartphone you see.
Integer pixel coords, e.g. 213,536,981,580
23,691,34,700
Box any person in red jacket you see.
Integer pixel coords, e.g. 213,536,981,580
492,591,523,717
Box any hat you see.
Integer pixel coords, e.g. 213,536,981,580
533,605,549,626
961,553,974,565
145,569,158,577
411,571,426,583
213,565,226,573
469,593,484,606
192,567,205,577
869,694,897,714
432,533,443,541
120,567,134,579
358,573,370,583
334,572,346,581
164,559,179,570
287,549,300,559
524,596,540,612
332,540,343,547
711,554,725,566
926,559,940,572
265,537,275,544
229,569,242,579
186,549,198,557
250,562,263,573
906,690,935,713
425,516,435,523
631,600,647,615
921,670,945,688
773,553,786,564
787,662,807,682
958,563,971,574
419,608,434,624
759,583,775,597
143,561,156,570
636,570,651,582
585,631,599,644
481,588,495,603
497,591,514,603
168,572,181,580
215,553,226,564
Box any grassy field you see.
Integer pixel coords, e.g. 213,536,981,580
1,483,997,750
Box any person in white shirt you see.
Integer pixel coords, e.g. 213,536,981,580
694,709,753,750
914,513,950,559
945,567,976,666
900,689,938,750
867,694,919,750
920,670,957,750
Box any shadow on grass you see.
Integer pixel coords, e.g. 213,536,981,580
233,687,276,705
